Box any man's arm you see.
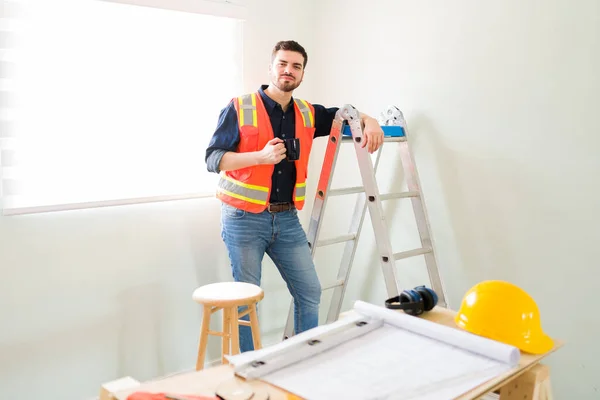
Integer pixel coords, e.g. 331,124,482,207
359,112,378,126
218,151,262,171
313,105,339,138
358,112,384,153
219,138,286,171
205,101,287,173
205,101,240,174
312,104,384,153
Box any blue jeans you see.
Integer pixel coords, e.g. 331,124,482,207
220,202,322,352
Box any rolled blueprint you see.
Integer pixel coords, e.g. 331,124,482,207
352,300,520,367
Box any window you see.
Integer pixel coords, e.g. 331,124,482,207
0,0,244,215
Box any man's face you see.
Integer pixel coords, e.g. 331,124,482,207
269,50,305,92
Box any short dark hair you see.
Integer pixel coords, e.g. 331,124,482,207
271,40,308,69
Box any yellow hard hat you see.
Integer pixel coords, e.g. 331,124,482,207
454,280,554,354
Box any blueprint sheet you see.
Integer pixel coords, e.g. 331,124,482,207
228,301,520,400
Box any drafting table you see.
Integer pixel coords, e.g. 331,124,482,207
109,304,563,400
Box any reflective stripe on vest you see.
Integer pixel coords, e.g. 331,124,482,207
294,182,306,201
218,174,269,205
239,94,313,129
238,93,258,128
294,98,314,128
292,99,312,203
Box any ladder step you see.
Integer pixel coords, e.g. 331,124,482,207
329,188,419,199
342,124,406,138
316,234,357,247
329,187,364,196
321,280,345,291
380,191,420,200
341,136,406,143
383,136,407,142
393,247,432,261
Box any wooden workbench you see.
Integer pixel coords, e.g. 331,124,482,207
109,306,563,400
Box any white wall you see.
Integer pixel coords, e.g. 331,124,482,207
0,1,316,399
3,0,599,398
308,0,600,398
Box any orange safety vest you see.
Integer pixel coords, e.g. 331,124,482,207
216,92,316,213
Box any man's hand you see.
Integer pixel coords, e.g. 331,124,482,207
259,138,286,164
360,114,384,153
218,138,286,171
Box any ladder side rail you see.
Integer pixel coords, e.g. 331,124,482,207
306,115,346,254
282,112,346,340
340,105,399,299
397,134,447,307
326,144,385,323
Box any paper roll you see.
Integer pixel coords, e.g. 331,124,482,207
352,300,520,366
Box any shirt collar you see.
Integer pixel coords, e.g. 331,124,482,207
258,84,294,113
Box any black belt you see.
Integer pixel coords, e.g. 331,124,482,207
267,203,295,213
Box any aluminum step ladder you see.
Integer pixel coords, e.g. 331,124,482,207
282,104,447,339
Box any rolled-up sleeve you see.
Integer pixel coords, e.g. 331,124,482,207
205,100,240,173
312,104,339,138
206,149,228,174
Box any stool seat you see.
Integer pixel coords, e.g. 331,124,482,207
193,281,264,370
193,282,264,306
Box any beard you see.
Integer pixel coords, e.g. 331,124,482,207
274,76,301,92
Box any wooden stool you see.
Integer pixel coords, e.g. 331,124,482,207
192,281,264,370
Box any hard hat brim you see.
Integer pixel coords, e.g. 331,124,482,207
454,313,555,355
519,332,555,355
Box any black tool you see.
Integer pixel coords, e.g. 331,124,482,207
284,138,300,161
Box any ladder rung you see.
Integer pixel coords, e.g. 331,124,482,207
341,136,407,143
329,189,420,199
380,191,420,200
393,247,432,261
316,234,357,247
207,330,228,337
383,136,407,142
329,186,364,196
322,280,345,291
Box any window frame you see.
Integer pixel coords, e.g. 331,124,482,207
100,0,248,20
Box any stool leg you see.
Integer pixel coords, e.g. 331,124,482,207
230,306,240,355
249,302,262,350
222,307,231,364
195,305,212,370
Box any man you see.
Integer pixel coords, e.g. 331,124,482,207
205,40,384,352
